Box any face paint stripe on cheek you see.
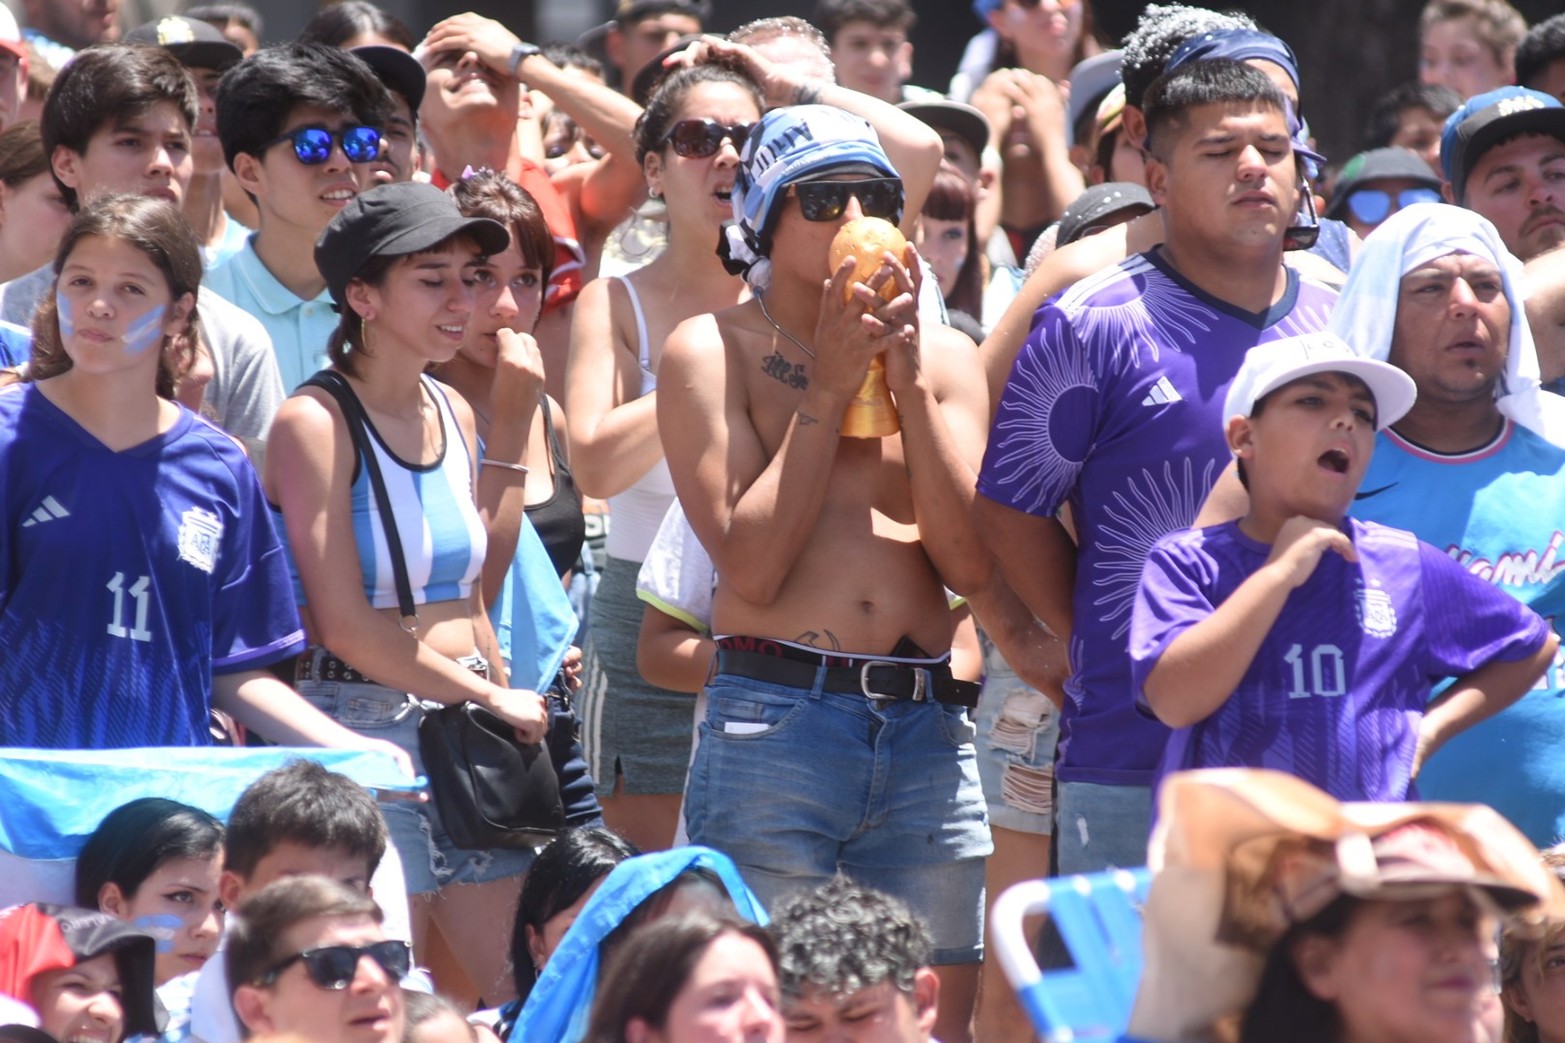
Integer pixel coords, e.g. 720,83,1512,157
132,914,182,953
123,304,166,355
57,292,75,340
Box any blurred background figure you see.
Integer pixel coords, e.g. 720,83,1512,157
1323,147,1442,239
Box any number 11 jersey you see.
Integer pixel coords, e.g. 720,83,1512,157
0,383,305,748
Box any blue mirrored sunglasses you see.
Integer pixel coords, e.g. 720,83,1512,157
1345,185,1441,226
262,125,384,165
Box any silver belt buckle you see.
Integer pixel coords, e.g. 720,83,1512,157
860,661,927,703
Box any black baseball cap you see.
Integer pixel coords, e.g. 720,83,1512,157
1441,86,1565,202
1325,147,1442,220
315,182,510,307
898,99,992,164
1056,182,1155,246
352,44,425,114
613,0,709,27
124,15,243,71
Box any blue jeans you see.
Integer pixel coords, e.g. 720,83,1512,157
1053,781,1152,875
684,670,992,964
975,633,1059,835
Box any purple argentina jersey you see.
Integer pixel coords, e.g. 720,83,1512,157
1130,518,1550,802
977,249,1336,787
0,384,305,748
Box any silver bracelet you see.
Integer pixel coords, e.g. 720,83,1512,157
481,459,530,474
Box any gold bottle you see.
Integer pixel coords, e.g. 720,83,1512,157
841,356,899,438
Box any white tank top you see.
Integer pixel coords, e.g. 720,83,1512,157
605,275,677,562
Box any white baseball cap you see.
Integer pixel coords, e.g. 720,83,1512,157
0,6,26,65
1223,332,1417,432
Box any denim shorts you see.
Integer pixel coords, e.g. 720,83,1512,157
975,633,1059,836
684,670,992,965
1053,781,1152,876
295,658,536,895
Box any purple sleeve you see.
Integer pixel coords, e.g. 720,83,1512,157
212,450,306,673
977,304,1100,517
1129,533,1219,714
1417,539,1551,678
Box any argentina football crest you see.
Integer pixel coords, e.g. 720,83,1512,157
176,506,223,574
1356,578,1398,638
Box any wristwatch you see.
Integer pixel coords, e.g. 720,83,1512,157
507,41,541,78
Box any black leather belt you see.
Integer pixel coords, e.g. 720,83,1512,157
296,649,488,686
712,649,980,708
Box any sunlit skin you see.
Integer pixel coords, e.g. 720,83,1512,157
985,0,1081,80
232,914,403,1043
831,22,911,104
643,81,761,232
460,240,544,364
98,852,224,985
0,171,71,282
350,242,484,369
53,235,191,384
189,67,225,175
222,842,375,910
238,104,381,242
1296,892,1497,1043
1458,134,1565,261
524,878,606,971
31,954,125,1043
1421,17,1512,100
1229,372,1379,538
53,101,193,208
626,933,784,1043
1390,106,1447,175
913,215,969,297
610,13,701,88
1506,935,1565,1043
783,975,939,1043
1387,253,1511,408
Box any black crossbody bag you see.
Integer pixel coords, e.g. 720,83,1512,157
304,371,566,849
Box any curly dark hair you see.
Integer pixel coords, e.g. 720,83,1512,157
767,876,931,999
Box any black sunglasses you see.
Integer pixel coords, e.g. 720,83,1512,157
788,178,904,224
663,118,754,159
261,125,383,166
254,941,412,989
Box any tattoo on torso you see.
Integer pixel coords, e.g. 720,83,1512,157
795,629,843,651
762,351,809,389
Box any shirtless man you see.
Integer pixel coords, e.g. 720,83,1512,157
658,105,991,1043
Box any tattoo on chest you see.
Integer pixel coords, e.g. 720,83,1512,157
761,351,809,389
795,629,843,651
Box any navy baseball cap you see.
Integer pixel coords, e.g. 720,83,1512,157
1442,86,1565,201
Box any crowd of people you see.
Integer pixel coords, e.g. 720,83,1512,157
7,0,1565,1041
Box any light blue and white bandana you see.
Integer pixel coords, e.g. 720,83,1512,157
720,104,900,289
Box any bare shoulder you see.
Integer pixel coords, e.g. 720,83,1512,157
1037,222,1135,295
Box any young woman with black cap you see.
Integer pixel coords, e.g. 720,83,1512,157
262,179,545,1002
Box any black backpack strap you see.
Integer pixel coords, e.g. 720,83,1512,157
303,370,418,632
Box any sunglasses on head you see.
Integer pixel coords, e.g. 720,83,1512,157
663,118,754,159
788,178,904,224
254,941,412,989
261,125,384,166
1344,185,1442,226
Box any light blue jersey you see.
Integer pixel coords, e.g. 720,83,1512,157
1354,420,1565,845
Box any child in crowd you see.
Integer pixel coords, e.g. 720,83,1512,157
0,904,159,1043
0,195,389,760
75,798,225,987
1131,333,1557,802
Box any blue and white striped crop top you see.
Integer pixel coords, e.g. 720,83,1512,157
277,375,487,609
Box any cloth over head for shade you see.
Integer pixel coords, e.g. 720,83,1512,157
508,846,767,1043
1327,201,1565,447
720,105,900,290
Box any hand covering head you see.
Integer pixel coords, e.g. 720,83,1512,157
1162,28,1323,174
719,104,901,291
1327,201,1565,447
508,846,767,1043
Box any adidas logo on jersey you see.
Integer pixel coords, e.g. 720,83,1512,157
21,495,69,527
1141,376,1182,406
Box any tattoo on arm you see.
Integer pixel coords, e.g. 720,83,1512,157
792,81,824,106
796,410,819,426
795,629,842,651
762,351,809,389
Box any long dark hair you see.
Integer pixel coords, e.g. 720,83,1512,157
74,798,224,909
921,161,984,319
1238,895,1361,1043
584,912,777,1043
510,828,637,1000
30,195,202,399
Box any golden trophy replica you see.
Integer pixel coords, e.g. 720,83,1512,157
829,217,905,439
